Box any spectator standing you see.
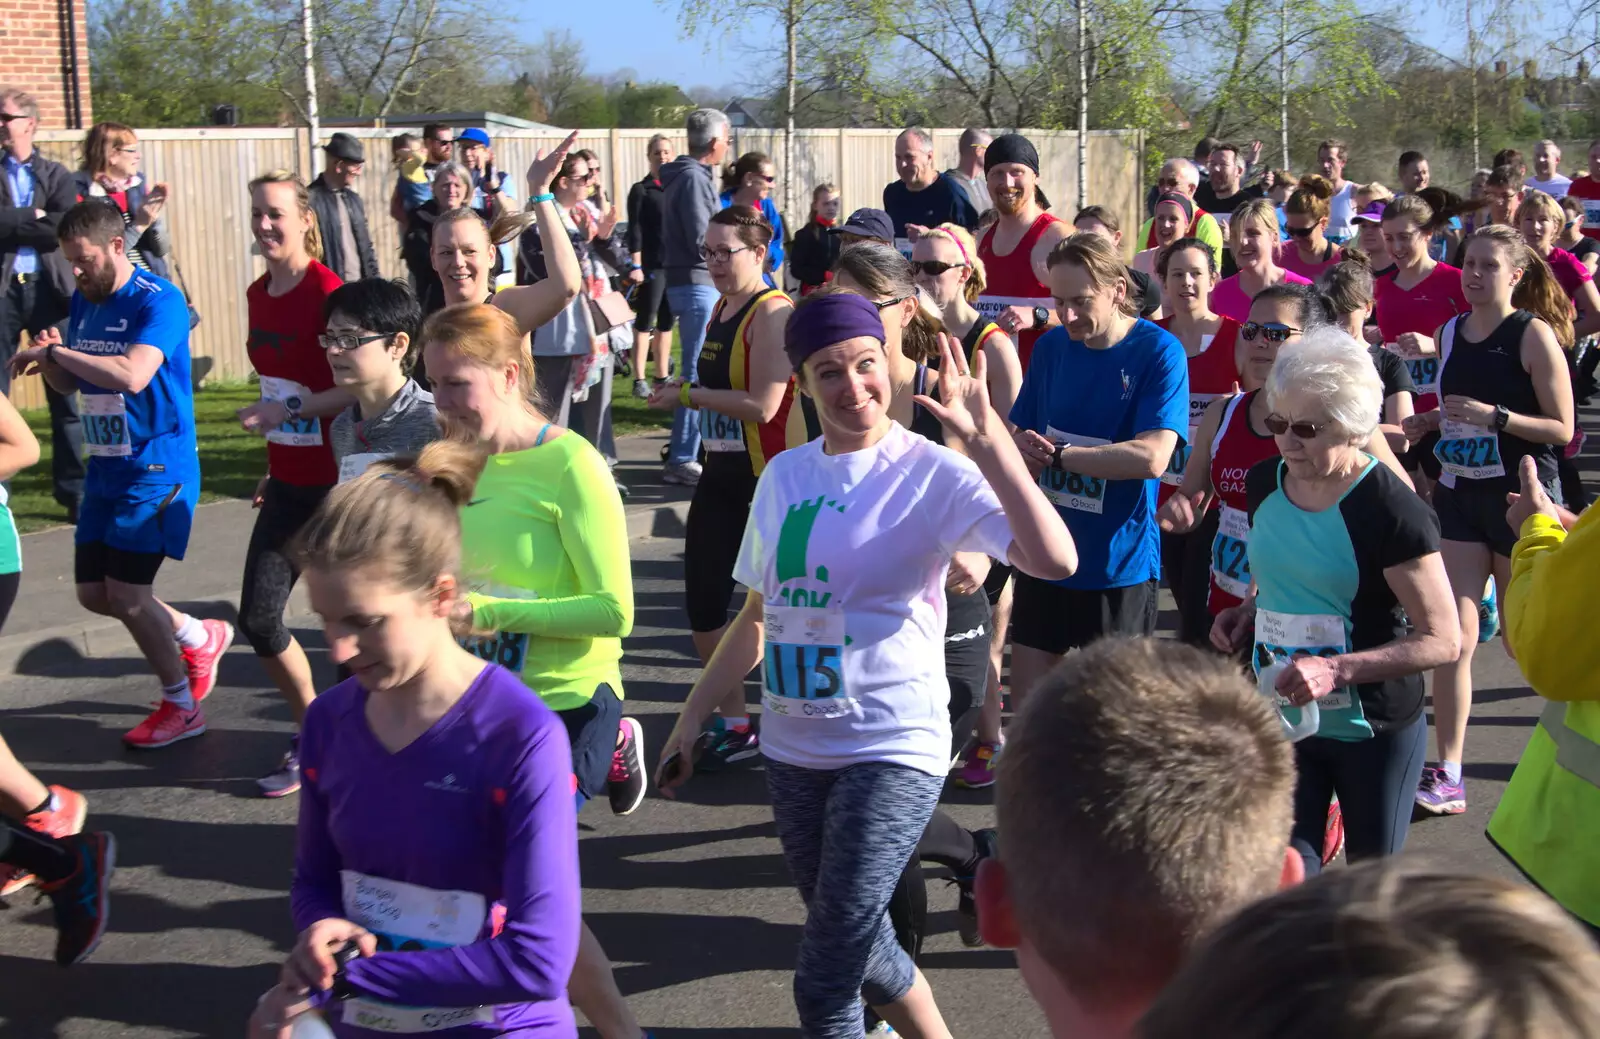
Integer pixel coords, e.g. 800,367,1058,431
945,127,993,217
626,133,674,398
660,107,731,486
718,151,786,286
388,122,453,228
403,163,491,316
306,133,379,285
1528,139,1572,199
72,123,172,283
787,182,841,294
882,126,981,254
0,87,84,520
458,127,514,288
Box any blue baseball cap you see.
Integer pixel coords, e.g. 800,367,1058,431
459,128,491,148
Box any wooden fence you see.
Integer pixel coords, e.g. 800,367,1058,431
19,125,1144,409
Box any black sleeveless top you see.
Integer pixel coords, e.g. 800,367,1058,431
698,290,771,482
1437,309,1556,491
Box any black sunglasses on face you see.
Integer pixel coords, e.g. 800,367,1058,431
1240,321,1300,343
1285,225,1317,238
0,113,29,124
1263,414,1327,439
910,260,966,276
873,295,911,310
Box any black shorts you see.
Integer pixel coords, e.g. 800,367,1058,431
1010,576,1159,656
982,561,1014,606
633,269,674,333
557,682,623,802
74,542,166,585
683,464,757,632
1434,477,1559,558
945,589,991,755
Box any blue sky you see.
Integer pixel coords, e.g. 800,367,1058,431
554,0,1580,99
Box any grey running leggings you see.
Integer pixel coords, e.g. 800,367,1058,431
766,758,945,1039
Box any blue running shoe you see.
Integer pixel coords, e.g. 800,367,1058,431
1478,584,1500,644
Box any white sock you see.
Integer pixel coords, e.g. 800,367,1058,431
721,715,749,732
173,614,207,650
162,679,195,710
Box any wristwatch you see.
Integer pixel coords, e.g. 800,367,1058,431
284,395,303,421
1050,442,1065,470
1493,404,1510,431
1031,306,1051,330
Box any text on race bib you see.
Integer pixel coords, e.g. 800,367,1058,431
763,604,851,719
1210,504,1252,599
1433,418,1504,480
338,452,392,484
460,631,527,673
81,393,132,457
699,409,746,453
259,375,323,447
1040,427,1110,514
1252,609,1353,711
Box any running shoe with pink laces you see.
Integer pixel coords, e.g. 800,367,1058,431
954,741,1002,789
0,784,88,896
123,700,206,749
182,619,234,704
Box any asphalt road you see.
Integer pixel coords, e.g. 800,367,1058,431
0,525,1551,1037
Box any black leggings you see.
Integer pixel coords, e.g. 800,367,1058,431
884,590,991,961
0,570,20,633
683,466,757,633
1161,507,1220,647
0,815,72,881
239,478,330,656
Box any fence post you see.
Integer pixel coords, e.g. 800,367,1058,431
837,127,847,210
609,126,621,208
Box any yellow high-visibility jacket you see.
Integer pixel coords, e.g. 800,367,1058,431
1488,508,1600,927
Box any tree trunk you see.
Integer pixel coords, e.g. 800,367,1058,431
1077,0,1088,211
786,0,797,242
302,0,321,177
1278,0,1288,169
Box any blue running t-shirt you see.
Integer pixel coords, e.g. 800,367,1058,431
1010,318,1189,589
68,270,198,491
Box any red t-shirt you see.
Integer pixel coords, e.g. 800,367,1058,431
246,261,342,486
1545,247,1593,303
1567,176,1600,241
1155,316,1242,503
1373,263,1468,411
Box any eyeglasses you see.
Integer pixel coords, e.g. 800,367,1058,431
1240,321,1300,343
699,244,753,263
872,295,911,310
1158,177,1181,188
1263,414,1328,439
319,332,390,351
910,260,966,276
1285,225,1317,238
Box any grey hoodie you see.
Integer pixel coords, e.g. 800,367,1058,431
660,155,718,287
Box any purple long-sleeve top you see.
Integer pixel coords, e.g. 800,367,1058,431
292,664,581,1037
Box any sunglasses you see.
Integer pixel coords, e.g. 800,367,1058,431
873,295,911,310
1240,321,1300,343
0,112,30,124
1263,414,1327,439
429,137,453,145
910,260,966,276
319,332,390,351
1285,225,1317,238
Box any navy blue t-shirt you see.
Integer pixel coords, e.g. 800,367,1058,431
1010,319,1189,589
68,270,197,491
882,173,981,242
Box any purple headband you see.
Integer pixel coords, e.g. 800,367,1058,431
784,293,887,371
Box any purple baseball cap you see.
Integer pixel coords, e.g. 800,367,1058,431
1351,200,1388,224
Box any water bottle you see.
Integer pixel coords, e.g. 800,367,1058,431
1258,660,1320,742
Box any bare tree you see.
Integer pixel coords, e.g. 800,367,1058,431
511,29,593,124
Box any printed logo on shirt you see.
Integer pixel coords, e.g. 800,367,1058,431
423,773,471,794
775,494,845,589
108,318,129,333
247,328,293,355
1121,370,1134,400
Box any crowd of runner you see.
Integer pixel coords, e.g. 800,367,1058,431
1,85,1599,1037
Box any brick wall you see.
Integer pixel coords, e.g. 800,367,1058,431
0,0,92,130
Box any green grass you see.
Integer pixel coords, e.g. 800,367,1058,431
14,374,671,535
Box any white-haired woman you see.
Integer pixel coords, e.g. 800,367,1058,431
404,161,498,311
1212,328,1459,877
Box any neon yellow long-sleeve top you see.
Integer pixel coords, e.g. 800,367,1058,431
459,431,633,711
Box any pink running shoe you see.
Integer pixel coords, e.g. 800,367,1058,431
182,619,234,704
123,701,207,749
0,785,88,896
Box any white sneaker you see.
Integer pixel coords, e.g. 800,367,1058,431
663,461,703,486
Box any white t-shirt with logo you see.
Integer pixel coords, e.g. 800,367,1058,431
732,422,1013,776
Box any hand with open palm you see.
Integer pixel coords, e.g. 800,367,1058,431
913,332,998,446
526,130,580,197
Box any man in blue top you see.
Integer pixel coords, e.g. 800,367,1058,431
1008,232,1189,716
9,200,230,752
882,126,981,258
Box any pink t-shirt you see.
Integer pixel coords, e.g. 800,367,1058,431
1545,247,1593,303
1275,240,1342,282
1209,270,1314,322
